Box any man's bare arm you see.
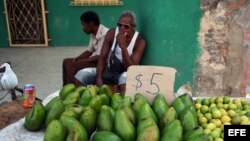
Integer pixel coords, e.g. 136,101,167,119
75,50,93,61
96,29,115,85
121,35,146,68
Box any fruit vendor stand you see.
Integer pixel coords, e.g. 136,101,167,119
0,66,249,141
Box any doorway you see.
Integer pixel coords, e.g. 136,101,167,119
4,0,48,47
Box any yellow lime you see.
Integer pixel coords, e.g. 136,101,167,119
211,119,222,127
219,109,228,116
241,120,250,125
201,105,209,114
223,104,229,110
212,109,222,119
214,137,223,141
228,103,237,110
210,103,217,109
233,99,241,105
215,97,223,104
206,123,216,131
209,97,216,104
240,116,249,121
198,116,208,125
221,115,231,123
195,103,202,110
227,110,237,118
210,130,221,138
205,113,213,121
204,129,211,135
216,103,224,109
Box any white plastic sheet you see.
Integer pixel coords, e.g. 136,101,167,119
0,90,60,141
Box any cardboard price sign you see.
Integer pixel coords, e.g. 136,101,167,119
126,66,177,104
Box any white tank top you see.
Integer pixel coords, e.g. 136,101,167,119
110,28,139,61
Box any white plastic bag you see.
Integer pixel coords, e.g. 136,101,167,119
0,63,18,90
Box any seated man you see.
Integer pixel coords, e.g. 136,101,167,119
62,11,109,86
75,11,146,93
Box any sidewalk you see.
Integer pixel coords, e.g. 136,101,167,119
0,47,86,103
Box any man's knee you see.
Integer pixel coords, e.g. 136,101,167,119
63,58,73,66
118,72,127,85
75,68,96,85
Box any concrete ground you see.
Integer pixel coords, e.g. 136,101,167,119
0,47,86,103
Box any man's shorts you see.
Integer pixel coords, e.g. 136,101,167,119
75,67,127,85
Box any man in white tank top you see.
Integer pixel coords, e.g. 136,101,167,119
75,11,146,93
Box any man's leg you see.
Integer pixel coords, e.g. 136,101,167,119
118,72,127,94
62,58,74,86
75,67,97,86
66,61,97,85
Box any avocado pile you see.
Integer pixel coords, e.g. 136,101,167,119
24,84,209,141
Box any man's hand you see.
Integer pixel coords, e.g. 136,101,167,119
116,32,127,49
96,77,103,87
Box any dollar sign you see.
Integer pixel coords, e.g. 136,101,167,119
133,74,143,91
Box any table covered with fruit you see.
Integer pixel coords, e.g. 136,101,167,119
0,84,250,141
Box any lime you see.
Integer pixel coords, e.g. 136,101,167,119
195,103,202,110
209,97,216,104
227,110,237,118
205,113,213,121
212,109,222,119
228,103,237,110
208,135,213,141
206,123,216,131
223,104,229,110
216,103,224,109
195,98,202,104
239,110,247,116
219,109,228,116
213,119,222,127
214,137,223,141
221,132,224,139
215,97,223,104
202,98,210,106
244,105,250,111
233,99,241,105
197,110,204,117
202,123,208,129
220,124,224,131
236,103,243,110
240,116,249,121
221,115,231,123
201,105,209,114
204,129,211,135
241,120,250,125
241,99,249,105
223,96,230,104
198,116,208,125
231,116,241,125
210,129,221,138
246,111,250,117
210,103,217,109
210,107,218,113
